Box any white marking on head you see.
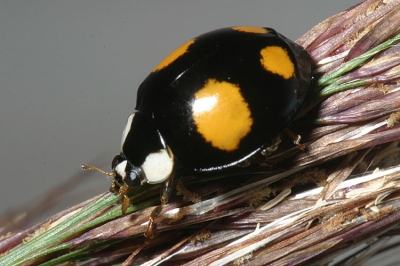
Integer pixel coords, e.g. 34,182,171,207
114,160,128,180
141,148,174,184
121,113,135,150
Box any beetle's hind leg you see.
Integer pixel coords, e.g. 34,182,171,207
283,128,305,150
261,135,282,157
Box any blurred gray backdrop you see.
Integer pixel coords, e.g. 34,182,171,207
1,1,360,218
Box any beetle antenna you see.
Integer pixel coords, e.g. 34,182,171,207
82,164,114,177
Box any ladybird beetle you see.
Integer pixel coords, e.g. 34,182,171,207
84,26,311,238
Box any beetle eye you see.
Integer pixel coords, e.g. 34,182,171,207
125,161,145,188
112,154,125,169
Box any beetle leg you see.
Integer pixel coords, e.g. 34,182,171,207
283,128,305,150
261,135,282,156
118,185,131,215
110,181,130,215
144,172,175,238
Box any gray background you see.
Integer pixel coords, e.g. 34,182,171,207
1,1,360,218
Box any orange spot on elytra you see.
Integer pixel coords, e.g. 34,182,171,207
153,39,195,72
232,26,268,34
192,79,253,151
260,46,294,79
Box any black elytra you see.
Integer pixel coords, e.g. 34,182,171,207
123,26,312,174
